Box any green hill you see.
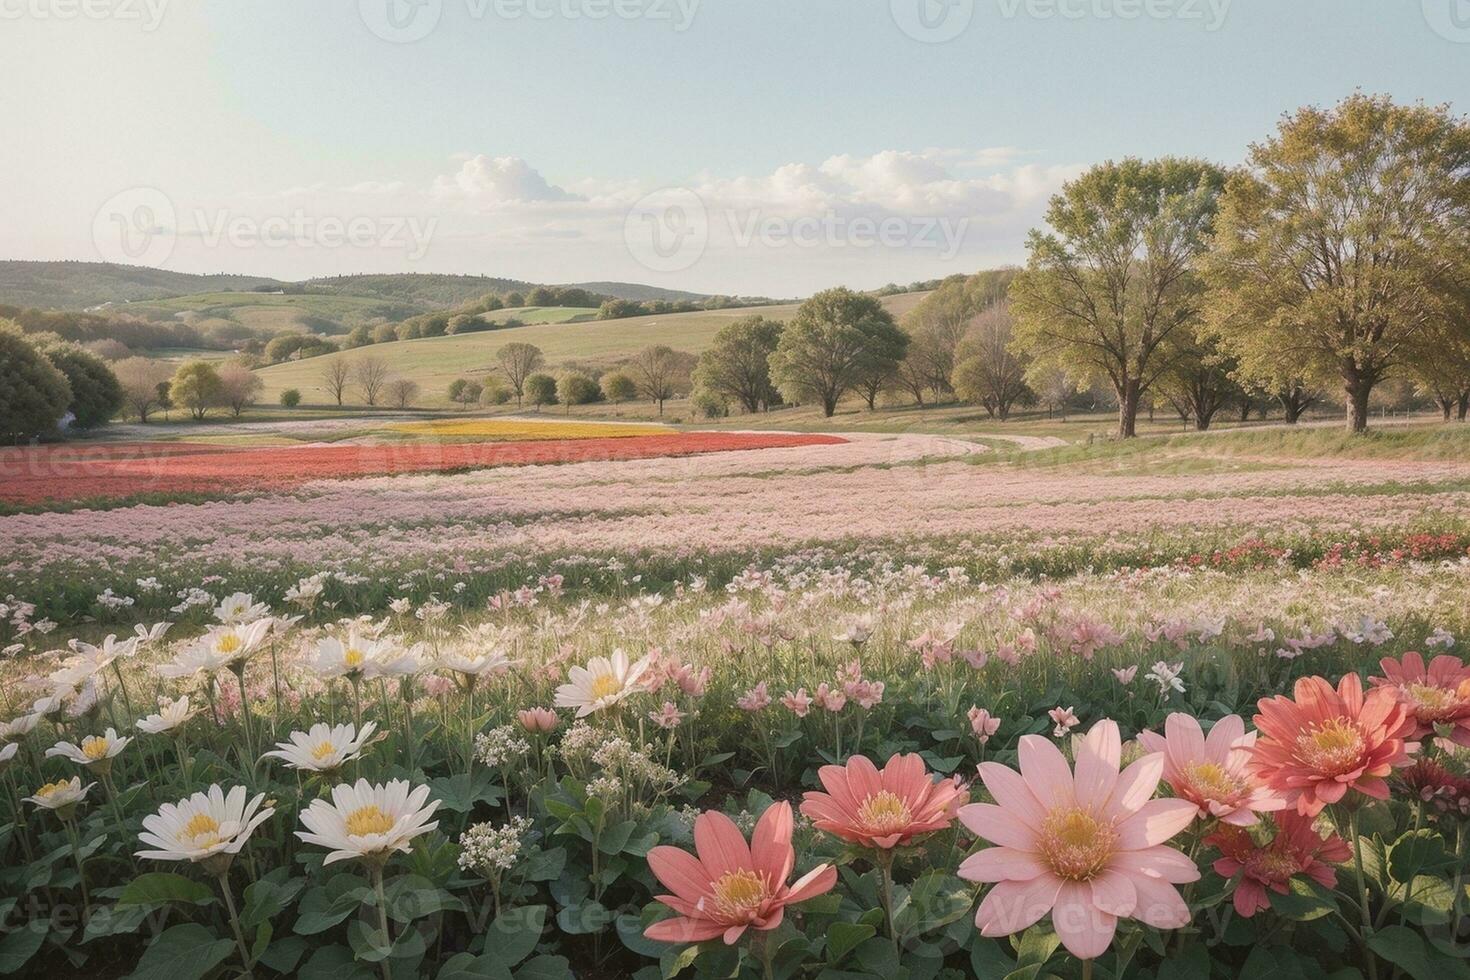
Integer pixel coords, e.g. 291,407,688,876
0,261,280,310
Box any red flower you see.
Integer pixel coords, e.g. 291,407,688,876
1370,652,1470,746
1208,811,1350,917
1249,673,1414,816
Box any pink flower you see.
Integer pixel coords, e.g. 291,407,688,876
959,720,1200,960
1370,651,1470,746
781,688,812,718
1207,811,1350,917
968,707,1000,744
1136,713,1282,826
1112,666,1138,685
813,683,846,713
644,802,837,945
422,675,455,698
650,702,685,730
516,708,559,734
737,683,771,712
960,648,989,670
1049,706,1079,738
800,753,967,850
992,644,1020,667
675,665,712,698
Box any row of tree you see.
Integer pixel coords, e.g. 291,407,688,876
443,343,700,415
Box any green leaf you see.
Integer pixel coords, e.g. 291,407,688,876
479,905,547,969
437,953,512,980
0,919,48,975
891,871,973,938
258,936,309,974
1268,877,1338,921
240,874,305,930
1389,829,1456,884
429,772,504,814
298,944,375,980
1013,924,1060,968
825,922,875,962
115,872,214,910
383,874,466,924
524,846,566,882
515,955,574,980
294,875,372,935
1157,945,1211,980
1367,924,1470,980
123,924,234,980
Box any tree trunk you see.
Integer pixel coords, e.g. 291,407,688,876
822,395,837,417
1459,391,1469,422
1345,377,1372,434
1117,380,1141,438
1438,397,1454,422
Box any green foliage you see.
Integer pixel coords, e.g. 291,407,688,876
280,388,302,408
525,372,558,409
600,370,637,403
692,315,783,413
769,287,908,416
556,371,601,407
0,319,72,441
31,335,122,428
168,359,225,420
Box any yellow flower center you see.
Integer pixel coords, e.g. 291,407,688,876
312,741,340,761
1183,760,1245,803
36,780,68,799
1039,807,1116,881
183,812,223,847
710,869,769,920
857,791,913,835
590,674,623,700
81,737,111,761
344,648,365,669
345,804,394,836
1405,683,1461,721
216,634,242,655
1295,718,1367,777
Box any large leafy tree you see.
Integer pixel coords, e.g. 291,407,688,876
770,288,908,417
692,316,784,413
170,360,225,421
1010,157,1227,437
31,335,123,429
1202,94,1470,433
951,302,1031,420
903,270,1017,401
0,320,71,442
497,342,545,408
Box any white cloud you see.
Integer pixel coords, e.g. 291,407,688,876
434,154,583,205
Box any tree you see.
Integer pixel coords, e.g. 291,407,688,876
387,378,420,410
447,378,483,410
1155,333,1238,431
114,356,173,422
557,372,601,411
480,378,512,406
950,303,1031,420
525,373,557,411
0,322,71,442
598,299,644,320
904,270,1018,400
769,287,909,417
1029,365,1077,420
497,343,545,408
1010,157,1227,437
217,361,264,418
629,345,696,416
320,359,352,406
344,325,373,349
1412,316,1470,420
353,355,391,407
600,371,636,403
1203,94,1470,433
32,338,123,428
280,389,302,408
692,316,783,413
371,323,399,344
169,360,225,421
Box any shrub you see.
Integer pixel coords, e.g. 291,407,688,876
32,337,123,429
557,371,601,408
525,373,558,410
601,371,637,403
481,378,513,406
0,320,71,441
113,357,173,422
279,388,302,408
691,388,730,419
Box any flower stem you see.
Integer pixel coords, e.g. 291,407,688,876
372,866,394,980
217,871,254,979
1348,808,1379,980
877,850,899,951
64,818,92,921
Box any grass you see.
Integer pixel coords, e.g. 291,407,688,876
254,294,924,408
124,289,422,332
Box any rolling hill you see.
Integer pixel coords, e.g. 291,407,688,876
255,291,929,408
0,261,279,310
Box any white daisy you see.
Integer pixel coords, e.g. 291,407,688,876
136,696,196,735
158,620,274,678
214,592,270,625
438,647,517,683
553,649,651,717
311,630,400,680
0,713,41,741
25,776,94,813
46,728,131,768
136,784,274,869
297,779,441,866
263,721,378,772
0,742,17,768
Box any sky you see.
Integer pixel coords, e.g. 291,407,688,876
3,0,1468,297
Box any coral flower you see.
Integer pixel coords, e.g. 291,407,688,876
958,720,1199,961
644,802,836,945
1136,713,1282,826
800,753,966,850
1207,811,1350,917
1250,673,1415,816
1370,651,1470,746
517,708,559,733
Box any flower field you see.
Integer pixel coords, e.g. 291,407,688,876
3,429,1470,979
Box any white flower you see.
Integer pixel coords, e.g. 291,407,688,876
136,696,195,734
215,592,270,625
1145,660,1186,695
458,816,532,876
1427,628,1456,649
133,622,173,646
67,634,139,673
158,620,274,678
0,713,42,741
0,742,17,768
263,722,378,772
439,647,516,681
553,649,650,717
46,728,131,767
136,785,274,865
296,779,441,865
25,776,94,811
285,575,327,609
311,630,402,680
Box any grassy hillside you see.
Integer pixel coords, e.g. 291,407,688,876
0,261,279,310
121,290,425,334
